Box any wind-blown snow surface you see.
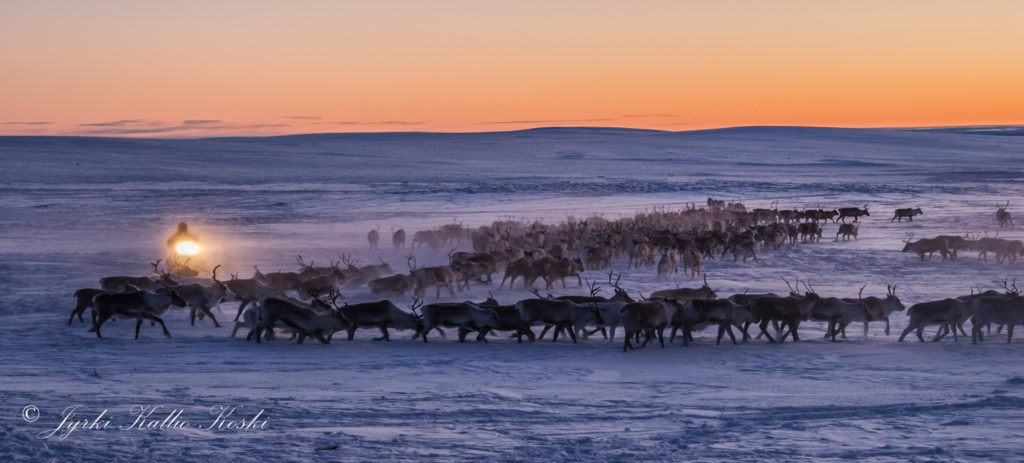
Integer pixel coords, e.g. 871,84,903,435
2,126,1024,461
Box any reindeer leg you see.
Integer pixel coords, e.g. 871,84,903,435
372,326,390,341
538,325,552,340
1007,325,1014,343
234,299,250,321
201,305,221,327
134,318,144,339
897,324,915,342
657,328,665,348
93,311,111,339
68,306,81,325
789,319,801,342
758,320,777,343
725,324,738,345
346,326,357,341
148,314,171,338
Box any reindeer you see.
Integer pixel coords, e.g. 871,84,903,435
412,230,441,254
732,237,760,263
415,302,500,343
367,228,380,250
891,207,922,222
449,250,497,290
578,273,636,341
68,288,110,325
225,277,286,321
356,258,394,283
584,243,613,270
805,281,870,342
541,256,584,289
159,264,233,327
680,247,703,278
936,234,971,261
837,205,869,223
408,255,456,298
748,288,821,343
898,298,972,342
835,224,858,241
656,247,677,280
997,201,1013,228
336,298,422,341
472,297,532,343
902,234,949,261
99,260,179,292
620,299,680,351
392,228,406,250
797,222,821,243
650,274,717,302
91,288,186,339
968,236,1021,264
252,265,303,293
971,294,1024,344
368,274,415,297
840,284,905,336
233,297,329,340
677,298,746,346
499,256,545,289
247,293,347,344
516,298,602,344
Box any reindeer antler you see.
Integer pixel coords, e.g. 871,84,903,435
339,253,359,269
858,283,867,301
607,271,623,290
584,278,602,298
409,296,423,315
782,277,797,294
1002,278,1021,296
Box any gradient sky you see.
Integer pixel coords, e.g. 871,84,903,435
2,0,1023,137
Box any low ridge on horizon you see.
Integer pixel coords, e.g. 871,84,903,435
4,124,1024,142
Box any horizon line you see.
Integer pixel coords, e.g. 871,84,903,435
2,123,1024,141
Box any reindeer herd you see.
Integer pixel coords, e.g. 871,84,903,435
68,263,1024,350
66,198,1024,348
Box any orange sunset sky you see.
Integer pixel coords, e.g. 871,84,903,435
2,0,1023,137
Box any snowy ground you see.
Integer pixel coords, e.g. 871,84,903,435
2,126,1024,461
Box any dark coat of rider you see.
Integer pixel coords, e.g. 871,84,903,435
167,222,198,250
